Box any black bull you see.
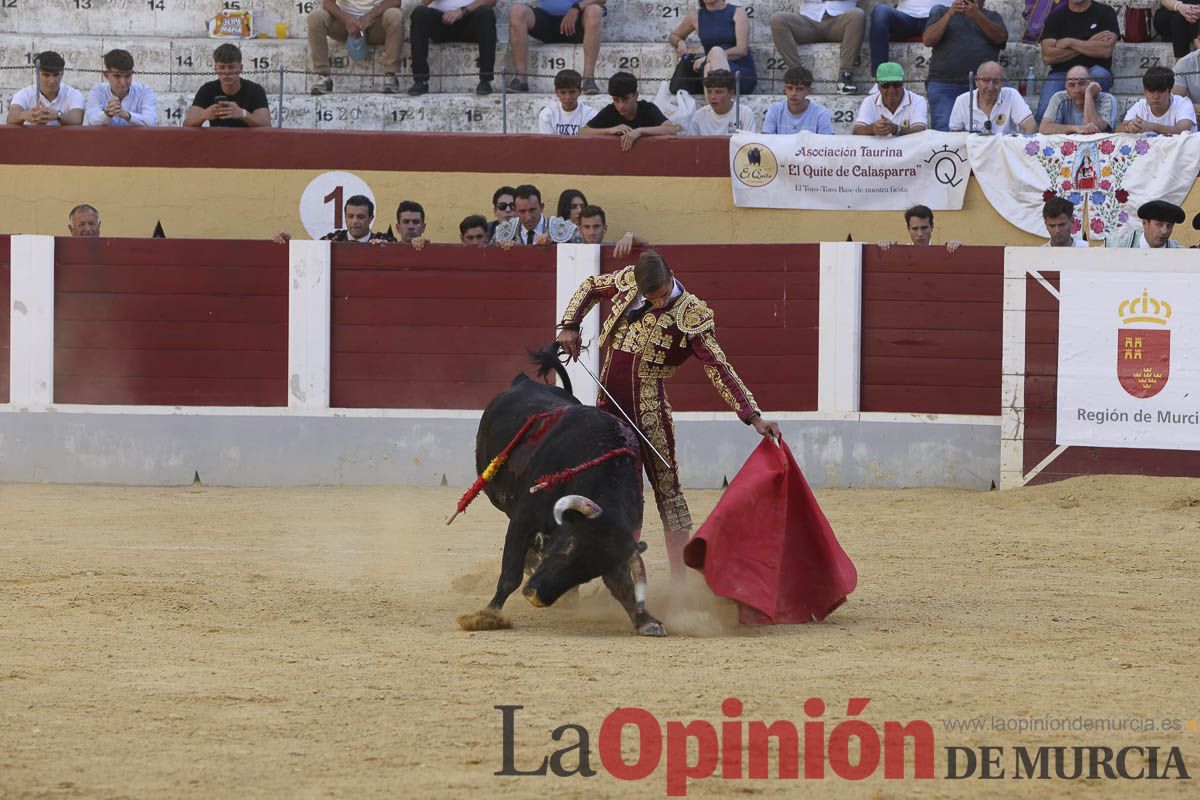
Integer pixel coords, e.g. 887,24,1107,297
468,349,666,636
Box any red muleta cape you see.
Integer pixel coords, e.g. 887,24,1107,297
683,439,857,624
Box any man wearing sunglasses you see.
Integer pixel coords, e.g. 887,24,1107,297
948,60,1036,134
852,61,928,136
1038,65,1117,134
486,186,517,240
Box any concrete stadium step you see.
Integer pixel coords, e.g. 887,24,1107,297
0,86,1149,135
0,0,1041,48
0,32,1173,98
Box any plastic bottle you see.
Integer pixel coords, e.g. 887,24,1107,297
1022,66,1036,105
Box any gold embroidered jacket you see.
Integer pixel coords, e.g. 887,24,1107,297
560,265,761,422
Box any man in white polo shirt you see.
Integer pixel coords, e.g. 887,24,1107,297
1118,65,1196,135
6,51,84,127
685,69,759,135
852,61,928,136
948,60,1035,134
1042,197,1089,248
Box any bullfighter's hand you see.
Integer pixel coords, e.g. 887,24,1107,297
556,328,582,361
751,415,781,443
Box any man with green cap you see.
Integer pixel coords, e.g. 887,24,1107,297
852,61,929,136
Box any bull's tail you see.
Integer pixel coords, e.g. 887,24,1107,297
529,343,572,395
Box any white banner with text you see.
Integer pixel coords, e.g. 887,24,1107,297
1057,270,1200,450
729,131,971,211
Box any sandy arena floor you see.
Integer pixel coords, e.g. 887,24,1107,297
1,477,1198,799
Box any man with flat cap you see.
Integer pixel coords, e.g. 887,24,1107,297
1107,200,1185,249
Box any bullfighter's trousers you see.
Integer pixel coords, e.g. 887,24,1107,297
598,349,692,536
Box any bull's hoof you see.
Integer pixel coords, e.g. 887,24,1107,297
636,619,667,637
457,608,512,631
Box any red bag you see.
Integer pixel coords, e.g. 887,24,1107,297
683,439,857,624
1123,8,1152,43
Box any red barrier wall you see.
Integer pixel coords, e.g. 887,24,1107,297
861,244,1003,415
612,245,820,413
53,239,288,406
330,244,558,408
0,235,8,405
1022,273,1200,483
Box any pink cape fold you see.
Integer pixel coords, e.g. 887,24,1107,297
683,439,857,624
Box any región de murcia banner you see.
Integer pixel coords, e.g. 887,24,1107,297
1057,271,1200,451
729,131,970,211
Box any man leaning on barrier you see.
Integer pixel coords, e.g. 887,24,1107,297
1118,65,1197,135
880,205,962,252
578,204,649,257
85,49,158,127
579,72,681,151
6,51,84,127
308,0,406,95
492,184,582,246
184,44,272,128
274,195,396,243
1038,64,1118,134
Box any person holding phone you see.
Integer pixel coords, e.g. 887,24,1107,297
184,43,272,128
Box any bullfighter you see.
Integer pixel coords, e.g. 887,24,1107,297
556,250,781,580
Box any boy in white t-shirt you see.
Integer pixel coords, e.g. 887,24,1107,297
537,69,599,135
1118,65,1196,135
6,50,84,127
685,69,758,136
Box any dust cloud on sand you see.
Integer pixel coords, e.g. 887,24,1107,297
1,477,1197,798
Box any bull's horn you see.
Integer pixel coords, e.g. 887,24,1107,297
553,495,603,526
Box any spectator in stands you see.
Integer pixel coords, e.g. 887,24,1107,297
85,49,157,127
948,60,1036,133
1108,200,1185,248
538,70,599,135
407,0,498,96
1154,0,1200,61
1118,65,1197,134
396,201,430,248
460,214,490,245
492,184,583,244
762,66,833,134
870,1,937,76
488,186,517,240
6,51,84,127
1038,65,1118,133
923,0,1009,131
67,204,101,237
509,0,606,95
307,0,406,95
557,189,588,226
1042,197,1088,247
274,195,396,242
578,204,649,257
1036,0,1118,121
769,1,864,95
1171,46,1200,116
580,72,681,150
686,69,759,135
184,44,271,128
880,205,962,251
668,0,757,94
852,62,928,136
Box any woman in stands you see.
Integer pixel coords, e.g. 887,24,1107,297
557,189,588,226
667,0,758,95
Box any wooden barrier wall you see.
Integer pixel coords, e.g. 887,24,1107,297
53,239,288,406
861,245,1003,415
1022,273,1200,483
0,235,8,405
330,245,558,409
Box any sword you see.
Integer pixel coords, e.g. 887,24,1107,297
572,357,672,470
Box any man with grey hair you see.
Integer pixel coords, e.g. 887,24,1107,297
68,204,101,237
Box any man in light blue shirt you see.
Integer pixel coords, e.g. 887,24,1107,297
1037,64,1117,134
85,49,158,127
762,65,833,134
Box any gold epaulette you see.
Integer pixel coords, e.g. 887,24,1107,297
614,265,637,291
676,295,715,335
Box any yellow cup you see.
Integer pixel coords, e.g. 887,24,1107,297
276,22,288,39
